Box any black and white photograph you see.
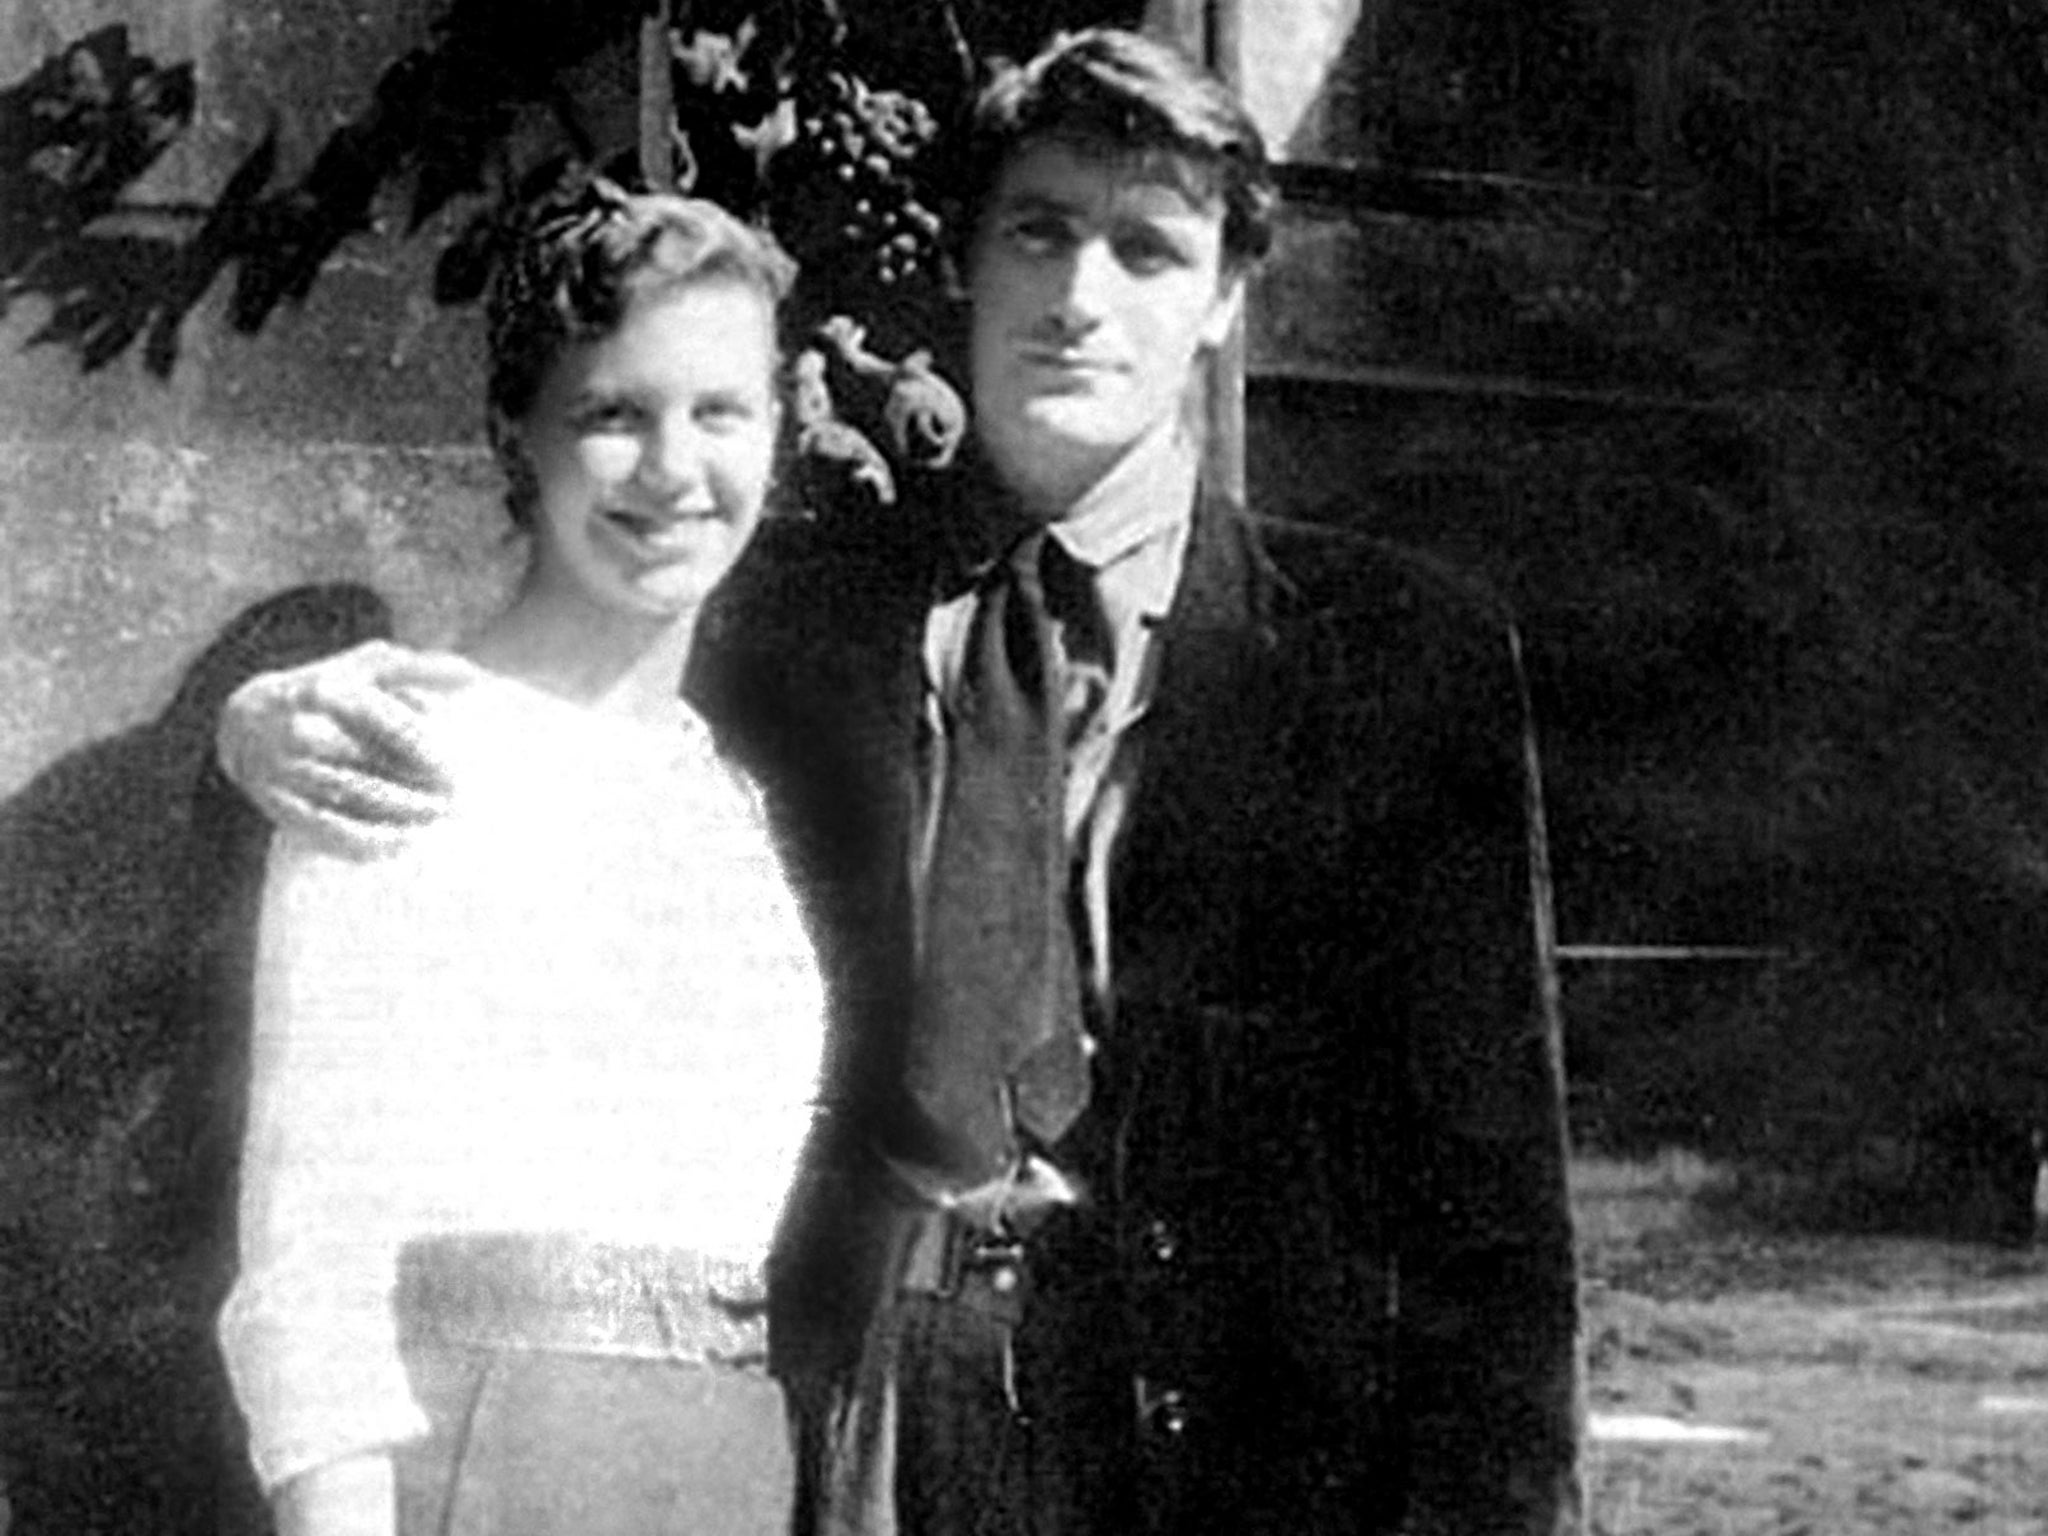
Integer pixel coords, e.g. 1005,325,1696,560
3,2,2046,1532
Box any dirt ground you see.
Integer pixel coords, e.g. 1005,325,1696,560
1580,1154,2048,1534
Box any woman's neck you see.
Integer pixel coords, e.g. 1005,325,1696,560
461,590,699,730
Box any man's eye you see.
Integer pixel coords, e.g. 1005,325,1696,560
1007,216,1073,255
1115,234,1183,274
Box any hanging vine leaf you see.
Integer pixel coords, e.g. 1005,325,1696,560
408,0,977,519
0,26,194,331
0,26,193,260
4,0,984,503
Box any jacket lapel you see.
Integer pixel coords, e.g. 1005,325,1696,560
1108,489,1289,1003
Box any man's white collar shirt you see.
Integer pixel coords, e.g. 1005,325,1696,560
918,426,1200,1008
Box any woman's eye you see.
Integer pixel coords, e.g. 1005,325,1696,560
574,399,641,432
697,396,759,431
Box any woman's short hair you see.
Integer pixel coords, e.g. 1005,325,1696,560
483,177,796,526
486,177,798,427
963,27,1276,270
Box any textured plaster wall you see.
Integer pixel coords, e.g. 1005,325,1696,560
0,0,521,799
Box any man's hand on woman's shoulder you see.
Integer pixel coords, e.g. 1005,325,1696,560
217,639,484,860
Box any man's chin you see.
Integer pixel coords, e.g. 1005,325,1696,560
1011,398,1130,457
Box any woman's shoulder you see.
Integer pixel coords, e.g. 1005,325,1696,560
422,671,712,791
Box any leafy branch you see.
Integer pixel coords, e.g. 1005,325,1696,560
2,1,987,512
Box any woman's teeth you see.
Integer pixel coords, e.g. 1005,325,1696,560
609,509,708,540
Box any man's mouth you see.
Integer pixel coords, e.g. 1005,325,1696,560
1017,351,1122,391
1020,344,1119,373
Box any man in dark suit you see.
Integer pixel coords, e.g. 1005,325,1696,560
217,28,1581,1535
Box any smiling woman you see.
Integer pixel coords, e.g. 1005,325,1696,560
479,276,779,685
467,184,791,708
213,179,824,1536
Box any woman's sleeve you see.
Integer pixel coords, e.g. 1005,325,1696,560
216,832,433,1493
739,764,828,1112
753,840,829,1169
703,761,830,1257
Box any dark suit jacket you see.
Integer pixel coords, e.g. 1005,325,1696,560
689,488,1583,1536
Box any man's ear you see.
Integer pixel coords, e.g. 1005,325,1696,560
1198,278,1245,352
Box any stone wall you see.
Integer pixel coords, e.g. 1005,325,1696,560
1,0,521,802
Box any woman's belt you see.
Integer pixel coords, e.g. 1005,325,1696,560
395,1231,768,1363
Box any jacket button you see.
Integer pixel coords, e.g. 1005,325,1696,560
1142,1218,1180,1265
1146,1387,1192,1437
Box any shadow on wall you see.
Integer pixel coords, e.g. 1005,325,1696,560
2,23,201,373
0,10,600,377
0,584,391,1535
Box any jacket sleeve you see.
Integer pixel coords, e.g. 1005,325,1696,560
1385,612,1584,1536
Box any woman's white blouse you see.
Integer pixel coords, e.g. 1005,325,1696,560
216,676,825,1492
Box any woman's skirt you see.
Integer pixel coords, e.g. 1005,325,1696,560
391,1233,792,1536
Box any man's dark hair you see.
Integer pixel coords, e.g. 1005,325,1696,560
963,27,1277,270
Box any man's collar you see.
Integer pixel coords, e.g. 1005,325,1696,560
935,420,1201,602
1043,422,1200,577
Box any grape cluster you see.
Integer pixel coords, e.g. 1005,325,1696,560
784,68,944,287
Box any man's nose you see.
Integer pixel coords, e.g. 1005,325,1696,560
1049,239,1118,330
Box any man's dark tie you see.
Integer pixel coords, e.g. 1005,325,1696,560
904,528,1093,1183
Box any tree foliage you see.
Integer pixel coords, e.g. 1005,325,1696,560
0,1,1153,515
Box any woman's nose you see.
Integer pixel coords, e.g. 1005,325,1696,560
638,419,708,497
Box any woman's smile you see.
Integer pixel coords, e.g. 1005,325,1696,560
601,504,724,554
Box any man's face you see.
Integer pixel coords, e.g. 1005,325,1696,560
968,139,1242,518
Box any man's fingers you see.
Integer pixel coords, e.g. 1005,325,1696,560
345,640,484,703
301,676,455,794
287,760,453,831
223,639,480,849
375,646,483,696
266,792,423,863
